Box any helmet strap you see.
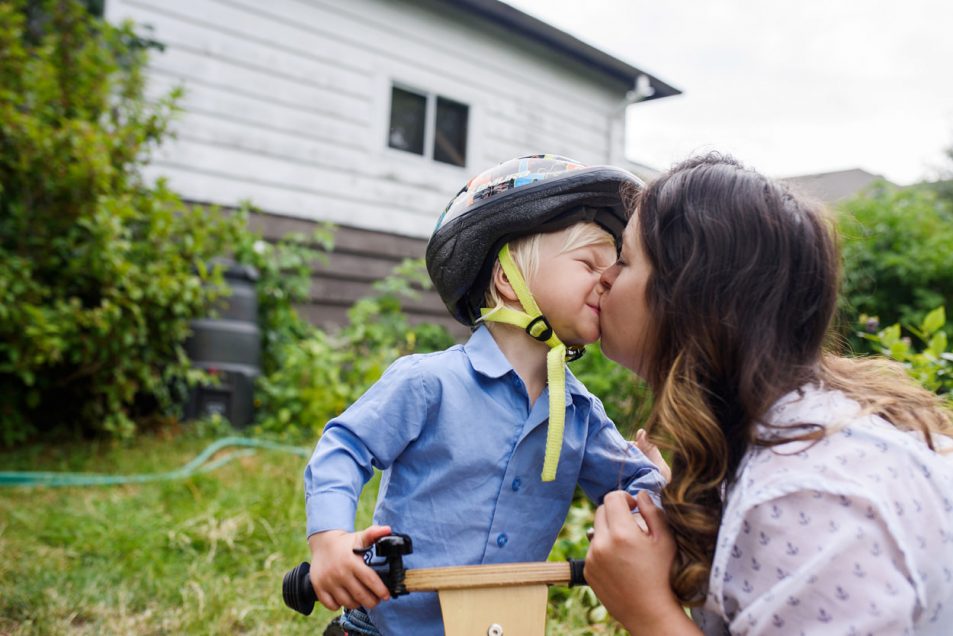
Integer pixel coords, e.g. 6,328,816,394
479,243,583,482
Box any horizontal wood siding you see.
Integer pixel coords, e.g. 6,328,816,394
106,0,628,239
245,212,469,338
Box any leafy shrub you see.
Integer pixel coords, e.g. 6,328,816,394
546,493,627,634
253,259,454,438
860,306,953,401
838,185,953,351
570,343,652,439
228,212,336,374
0,0,252,443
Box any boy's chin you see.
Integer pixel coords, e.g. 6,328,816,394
562,334,599,348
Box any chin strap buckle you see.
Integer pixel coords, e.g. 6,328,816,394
565,346,585,362
525,315,554,342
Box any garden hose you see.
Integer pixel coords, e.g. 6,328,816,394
0,436,310,488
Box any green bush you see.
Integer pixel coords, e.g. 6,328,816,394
570,342,652,439
860,306,953,401
228,213,335,374
838,185,953,351
0,0,249,443
253,259,454,438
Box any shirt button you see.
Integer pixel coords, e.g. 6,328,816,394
511,477,522,491
496,533,508,547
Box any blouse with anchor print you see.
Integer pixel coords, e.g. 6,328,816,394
693,384,953,635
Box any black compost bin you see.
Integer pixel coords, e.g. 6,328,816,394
184,262,260,427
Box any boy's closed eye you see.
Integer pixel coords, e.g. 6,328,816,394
575,257,598,272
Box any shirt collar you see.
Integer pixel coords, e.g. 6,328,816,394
464,325,593,402
464,325,513,379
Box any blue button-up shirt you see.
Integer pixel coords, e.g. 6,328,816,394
304,325,663,636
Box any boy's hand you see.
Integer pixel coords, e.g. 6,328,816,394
307,524,394,611
635,429,671,482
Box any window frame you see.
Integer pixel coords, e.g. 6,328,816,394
386,82,468,168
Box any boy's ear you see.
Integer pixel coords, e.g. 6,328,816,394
492,261,520,302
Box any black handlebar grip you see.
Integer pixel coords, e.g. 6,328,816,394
283,561,317,616
568,558,587,587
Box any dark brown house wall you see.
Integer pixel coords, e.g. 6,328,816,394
246,212,468,338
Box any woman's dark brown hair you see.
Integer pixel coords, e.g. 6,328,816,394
635,153,953,605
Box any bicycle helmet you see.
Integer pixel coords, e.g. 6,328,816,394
426,154,642,325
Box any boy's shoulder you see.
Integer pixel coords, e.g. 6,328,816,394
387,343,470,378
564,367,603,405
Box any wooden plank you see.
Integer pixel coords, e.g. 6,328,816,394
145,45,373,126
231,213,461,333
405,561,573,591
152,139,448,220
146,75,369,153
144,164,439,238
306,277,446,311
117,0,374,74
296,302,469,340
118,2,372,97
439,585,548,636
159,109,371,178
246,214,430,259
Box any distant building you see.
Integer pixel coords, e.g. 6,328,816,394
105,0,680,331
780,168,891,204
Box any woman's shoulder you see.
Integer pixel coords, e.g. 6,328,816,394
723,386,953,564
705,387,953,630
729,385,953,526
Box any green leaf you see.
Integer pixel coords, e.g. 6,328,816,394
928,331,948,359
889,340,910,360
921,306,946,336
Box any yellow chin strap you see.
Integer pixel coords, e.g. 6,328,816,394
480,244,583,482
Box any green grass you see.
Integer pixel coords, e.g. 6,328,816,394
0,429,623,635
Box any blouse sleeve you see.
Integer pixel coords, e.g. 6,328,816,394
718,490,919,635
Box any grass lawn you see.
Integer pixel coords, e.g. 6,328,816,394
0,428,620,635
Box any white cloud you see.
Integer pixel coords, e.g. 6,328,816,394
503,0,953,184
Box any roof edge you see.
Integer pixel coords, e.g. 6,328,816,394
439,0,681,101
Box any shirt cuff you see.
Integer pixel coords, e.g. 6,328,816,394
305,491,359,538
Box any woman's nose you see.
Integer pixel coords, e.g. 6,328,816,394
600,263,618,291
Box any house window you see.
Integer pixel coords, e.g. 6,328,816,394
388,85,468,167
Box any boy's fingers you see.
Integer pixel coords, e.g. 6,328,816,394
355,560,392,601
315,589,341,612
635,491,669,540
349,577,389,609
355,524,393,550
332,586,358,610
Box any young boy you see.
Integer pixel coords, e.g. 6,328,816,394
303,155,665,636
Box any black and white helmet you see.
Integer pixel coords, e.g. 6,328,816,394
426,154,642,325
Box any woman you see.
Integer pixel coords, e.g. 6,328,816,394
585,154,953,634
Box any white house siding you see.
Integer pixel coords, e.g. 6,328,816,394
106,0,631,239
105,0,642,332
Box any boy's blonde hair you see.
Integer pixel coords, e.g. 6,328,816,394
482,221,615,311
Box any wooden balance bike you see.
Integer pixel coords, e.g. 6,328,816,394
283,533,588,636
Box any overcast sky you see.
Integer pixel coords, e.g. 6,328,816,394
503,0,953,185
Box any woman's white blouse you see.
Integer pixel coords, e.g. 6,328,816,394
694,386,953,635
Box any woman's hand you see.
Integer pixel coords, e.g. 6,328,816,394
585,491,700,635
